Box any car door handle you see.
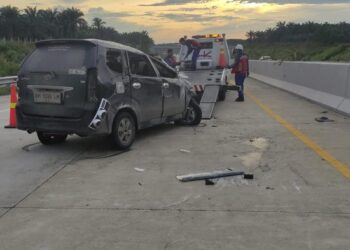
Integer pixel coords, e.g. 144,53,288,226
162,82,169,89
132,82,142,89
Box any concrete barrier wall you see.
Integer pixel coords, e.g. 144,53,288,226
250,60,350,116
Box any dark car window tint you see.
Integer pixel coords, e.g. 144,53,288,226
22,45,93,73
106,50,123,74
151,58,177,79
128,52,156,77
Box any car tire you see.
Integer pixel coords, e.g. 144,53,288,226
37,132,67,145
176,99,202,126
110,111,136,150
218,87,226,101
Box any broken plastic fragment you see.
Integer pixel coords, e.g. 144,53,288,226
315,116,334,122
134,168,145,172
180,149,191,153
205,179,218,185
177,170,245,182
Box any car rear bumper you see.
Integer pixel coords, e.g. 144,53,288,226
16,103,104,136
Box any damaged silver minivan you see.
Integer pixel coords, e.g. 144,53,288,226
16,39,202,149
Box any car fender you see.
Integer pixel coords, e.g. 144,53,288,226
106,97,142,133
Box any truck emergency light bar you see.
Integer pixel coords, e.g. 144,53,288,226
192,34,225,39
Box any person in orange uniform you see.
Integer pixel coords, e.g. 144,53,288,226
230,44,249,102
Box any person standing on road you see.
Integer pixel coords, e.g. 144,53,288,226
164,49,178,68
179,37,201,70
229,44,249,102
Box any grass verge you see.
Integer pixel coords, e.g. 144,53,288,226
0,86,10,96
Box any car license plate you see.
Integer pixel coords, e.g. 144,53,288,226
34,90,61,104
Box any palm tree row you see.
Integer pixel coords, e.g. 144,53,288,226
0,6,154,52
246,21,350,44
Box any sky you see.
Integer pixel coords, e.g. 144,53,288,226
1,0,350,43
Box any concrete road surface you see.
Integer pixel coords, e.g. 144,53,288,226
0,78,349,250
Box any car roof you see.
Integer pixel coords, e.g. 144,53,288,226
35,39,144,55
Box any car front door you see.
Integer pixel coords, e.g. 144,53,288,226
127,52,163,123
151,58,186,117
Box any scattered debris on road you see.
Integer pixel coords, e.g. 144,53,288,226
243,174,254,179
205,179,218,185
179,149,191,153
134,168,145,172
315,116,335,122
176,169,254,182
247,137,269,150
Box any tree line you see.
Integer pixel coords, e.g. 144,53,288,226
246,21,350,44
0,6,154,52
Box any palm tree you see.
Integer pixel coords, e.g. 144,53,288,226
23,6,38,41
57,7,85,38
0,6,20,40
92,17,105,31
246,30,255,42
37,8,59,38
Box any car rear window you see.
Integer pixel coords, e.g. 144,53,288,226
21,44,95,73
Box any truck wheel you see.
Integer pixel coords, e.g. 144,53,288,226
37,132,67,145
177,100,202,126
110,111,136,150
218,87,226,101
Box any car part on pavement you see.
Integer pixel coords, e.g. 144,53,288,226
205,179,218,185
177,169,246,182
315,116,335,122
179,149,191,153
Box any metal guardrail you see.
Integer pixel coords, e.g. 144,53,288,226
0,76,17,87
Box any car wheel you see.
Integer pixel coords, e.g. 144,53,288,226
177,99,202,126
218,87,226,101
37,132,67,145
110,111,136,150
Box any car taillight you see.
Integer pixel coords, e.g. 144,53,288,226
86,69,97,102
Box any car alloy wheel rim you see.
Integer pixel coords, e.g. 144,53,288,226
187,107,196,122
118,118,133,144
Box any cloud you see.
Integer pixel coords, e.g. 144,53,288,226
86,7,132,18
158,13,235,22
165,7,212,11
140,0,213,6
85,7,159,33
60,0,88,3
227,0,350,4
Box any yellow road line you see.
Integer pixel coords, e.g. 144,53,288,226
247,91,350,180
